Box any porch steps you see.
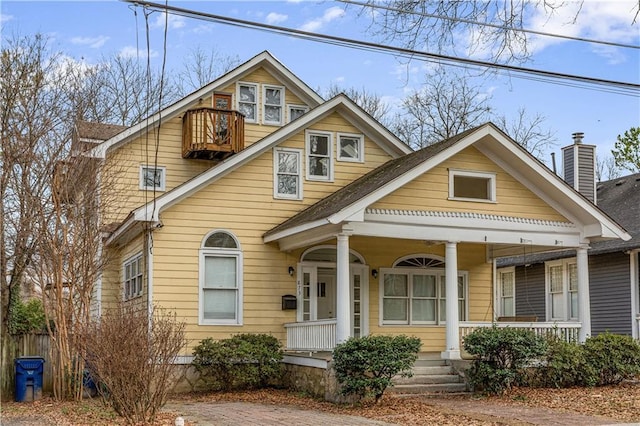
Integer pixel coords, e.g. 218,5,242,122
390,353,468,394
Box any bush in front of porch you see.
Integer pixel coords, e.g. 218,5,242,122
332,335,421,404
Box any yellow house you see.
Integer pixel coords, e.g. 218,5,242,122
86,51,629,380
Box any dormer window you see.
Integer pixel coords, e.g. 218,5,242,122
448,169,496,202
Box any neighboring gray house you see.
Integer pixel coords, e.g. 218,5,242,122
497,133,640,339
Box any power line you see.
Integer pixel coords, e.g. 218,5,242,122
338,0,640,50
122,0,640,97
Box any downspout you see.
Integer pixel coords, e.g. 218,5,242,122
147,230,154,319
630,249,639,340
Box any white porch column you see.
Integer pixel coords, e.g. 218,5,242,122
442,241,460,360
577,246,591,342
336,234,351,344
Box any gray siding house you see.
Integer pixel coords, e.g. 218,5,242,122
497,134,640,339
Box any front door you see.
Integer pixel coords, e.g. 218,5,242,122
316,271,336,319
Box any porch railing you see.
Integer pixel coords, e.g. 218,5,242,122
460,321,581,344
284,319,337,351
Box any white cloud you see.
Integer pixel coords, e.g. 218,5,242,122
265,12,288,25
70,36,109,49
1,13,14,24
334,76,346,83
119,46,159,59
153,12,186,30
299,6,345,32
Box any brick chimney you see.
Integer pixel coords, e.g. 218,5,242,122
562,132,597,203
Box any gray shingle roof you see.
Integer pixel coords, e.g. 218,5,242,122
76,120,127,141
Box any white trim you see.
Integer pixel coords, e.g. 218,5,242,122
629,249,639,339
496,266,516,317
262,84,285,126
139,165,166,192
337,132,364,163
287,104,309,123
123,252,144,301
273,147,303,200
545,258,578,322
198,230,243,326
306,130,334,182
448,169,496,202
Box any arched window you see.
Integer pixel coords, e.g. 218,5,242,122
199,230,242,325
393,254,445,268
300,245,365,264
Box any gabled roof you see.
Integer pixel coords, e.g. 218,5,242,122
75,121,127,141
90,51,324,158
264,123,630,244
105,94,412,246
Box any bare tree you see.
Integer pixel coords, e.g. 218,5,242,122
596,154,623,182
390,67,492,148
322,83,392,125
176,46,240,96
494,108,557,160
353,0,580,65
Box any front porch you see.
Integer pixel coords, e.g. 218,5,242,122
284,319,582,353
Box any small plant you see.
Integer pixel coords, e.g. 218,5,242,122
582,332,640,386
192,333,283,391
463,326,547,394
332,334,421,403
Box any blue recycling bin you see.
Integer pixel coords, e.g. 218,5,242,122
14,356,45,402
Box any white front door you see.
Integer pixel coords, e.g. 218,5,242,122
317,271,336,319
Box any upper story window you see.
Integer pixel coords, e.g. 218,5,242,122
306,130,333,182
288,104,308,123
337,133,364,163
140,165,166,191
263,85,285,125
123,253,143,301
448,169,496,202
237,82,258,123
546,259,578,321
273,147,302,200
199,230,243,325
497,267,515,317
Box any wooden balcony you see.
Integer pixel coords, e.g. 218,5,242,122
182,108,244,160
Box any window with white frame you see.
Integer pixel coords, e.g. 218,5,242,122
449,169,496,202
237,82,258,123
546,259,578,321
337,133,364,162
139,165,166,191
123,253,143,300
497,267,515,317
287,104,308,123
306,130,332,181
263,85,284,125
380,268,467,325
273,147,302,200
200,230,243,325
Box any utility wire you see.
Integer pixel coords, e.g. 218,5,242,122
120,0,640,96
338,0,640,50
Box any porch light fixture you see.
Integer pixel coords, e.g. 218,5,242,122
288,266,295,276
371,269,378,278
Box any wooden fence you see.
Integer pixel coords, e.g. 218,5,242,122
1,334,52,399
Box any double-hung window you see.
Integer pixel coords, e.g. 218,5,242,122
546,259,578,321
123,253,143,300
306,130,332,181
199,231,243,325
237,82,258,123
273,147,302,200
381,268,467,325
497,267,515,317
263,85,284,125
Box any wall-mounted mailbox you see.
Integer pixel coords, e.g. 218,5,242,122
282,294,297,310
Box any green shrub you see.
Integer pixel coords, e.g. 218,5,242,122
192,333,283,391
583,332,640,386
463,326,547,394
9,298,46,335
332,334,421,403
534,336,594,388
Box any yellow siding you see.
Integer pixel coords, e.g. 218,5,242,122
372,146,569,222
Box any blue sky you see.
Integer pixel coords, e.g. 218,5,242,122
2,0,639,171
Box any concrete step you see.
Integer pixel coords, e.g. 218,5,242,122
412,365,454,376
395,374,462,385
389,382,468,394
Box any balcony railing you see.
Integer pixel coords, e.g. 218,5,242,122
182,108,244,160
460,321,581,344
284,319,337,352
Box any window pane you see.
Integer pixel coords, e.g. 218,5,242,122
502,297,514,316
549,266,563,292
277,175,298,195
570,292,578,319
552,293,564,319
265,105,281,122
204,257,236,288
340,137,359,159
412,299,436,322
453,175,489,199
501,272,514,297
413,275,436,297
569,264,577,291
290,107,306,121
239,85,255,102
309,135,329,155
204,232,237,248
265,88,281,105
278,152,298,173
309,157,328,177
439,299,446,322
384,275,407,296
239,103,255,120
203,289,236,320
383,299,407,321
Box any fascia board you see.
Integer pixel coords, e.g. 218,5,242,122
327,125,489,224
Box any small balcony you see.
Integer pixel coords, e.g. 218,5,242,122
182,108,245,160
